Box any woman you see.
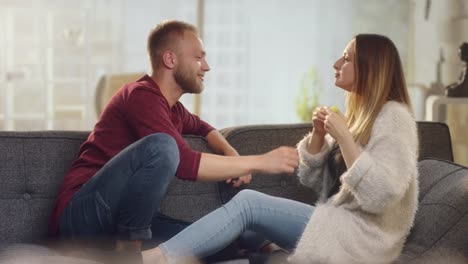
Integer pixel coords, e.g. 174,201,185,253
143,34,419,264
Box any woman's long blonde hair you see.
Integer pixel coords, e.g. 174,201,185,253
346,34,412,146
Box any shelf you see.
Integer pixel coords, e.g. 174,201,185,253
425,95,468,122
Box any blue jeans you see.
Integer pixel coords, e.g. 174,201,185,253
160,189,315,260
59,133,181,242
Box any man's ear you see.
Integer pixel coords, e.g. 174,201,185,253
162,51,176,69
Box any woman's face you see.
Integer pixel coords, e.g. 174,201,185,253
333,39,356,91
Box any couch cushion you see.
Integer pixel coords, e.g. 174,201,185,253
219,122,454,203
0,131,88,243
159,135,222,222
220,124,317,204
0,121,456,245
417,122,453,161
398,159,468,262
222,122,453,162
0,132,222,243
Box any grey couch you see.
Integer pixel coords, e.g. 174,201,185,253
0,122,467,263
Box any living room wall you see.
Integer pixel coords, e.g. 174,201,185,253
118,0,411,128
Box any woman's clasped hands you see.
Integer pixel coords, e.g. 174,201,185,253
312,106,350,143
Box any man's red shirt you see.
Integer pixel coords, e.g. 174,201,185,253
49,75,214,236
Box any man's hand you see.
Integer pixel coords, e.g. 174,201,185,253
200,131,298,181
224,148,252,187
257,146,299,174
226,174,252,187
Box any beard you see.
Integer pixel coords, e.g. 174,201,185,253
174,63,204,94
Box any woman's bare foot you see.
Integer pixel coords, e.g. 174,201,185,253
260,242,284,253
142,247,168,264
142,247,202,264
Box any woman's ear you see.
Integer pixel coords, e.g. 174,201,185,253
162,51,176,69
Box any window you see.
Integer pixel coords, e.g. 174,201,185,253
0,0,411,130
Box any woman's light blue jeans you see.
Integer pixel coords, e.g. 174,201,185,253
160,189,315,260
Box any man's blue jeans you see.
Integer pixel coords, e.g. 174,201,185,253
59,133,182,243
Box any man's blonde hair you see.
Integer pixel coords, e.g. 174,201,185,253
147,20,198,71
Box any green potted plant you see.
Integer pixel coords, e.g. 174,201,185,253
296,67,322,122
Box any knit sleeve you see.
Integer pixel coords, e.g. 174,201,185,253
341,102,418,214
296,133,334,193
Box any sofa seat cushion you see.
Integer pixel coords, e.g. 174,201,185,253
397,159,468,263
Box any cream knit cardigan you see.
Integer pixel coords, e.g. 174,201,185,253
289,101,419,264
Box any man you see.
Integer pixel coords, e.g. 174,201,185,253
49,20,298,256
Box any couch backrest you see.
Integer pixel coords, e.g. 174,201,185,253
0,131,88,244
221,122,453,161
219,122,454,202
0,122,453,244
